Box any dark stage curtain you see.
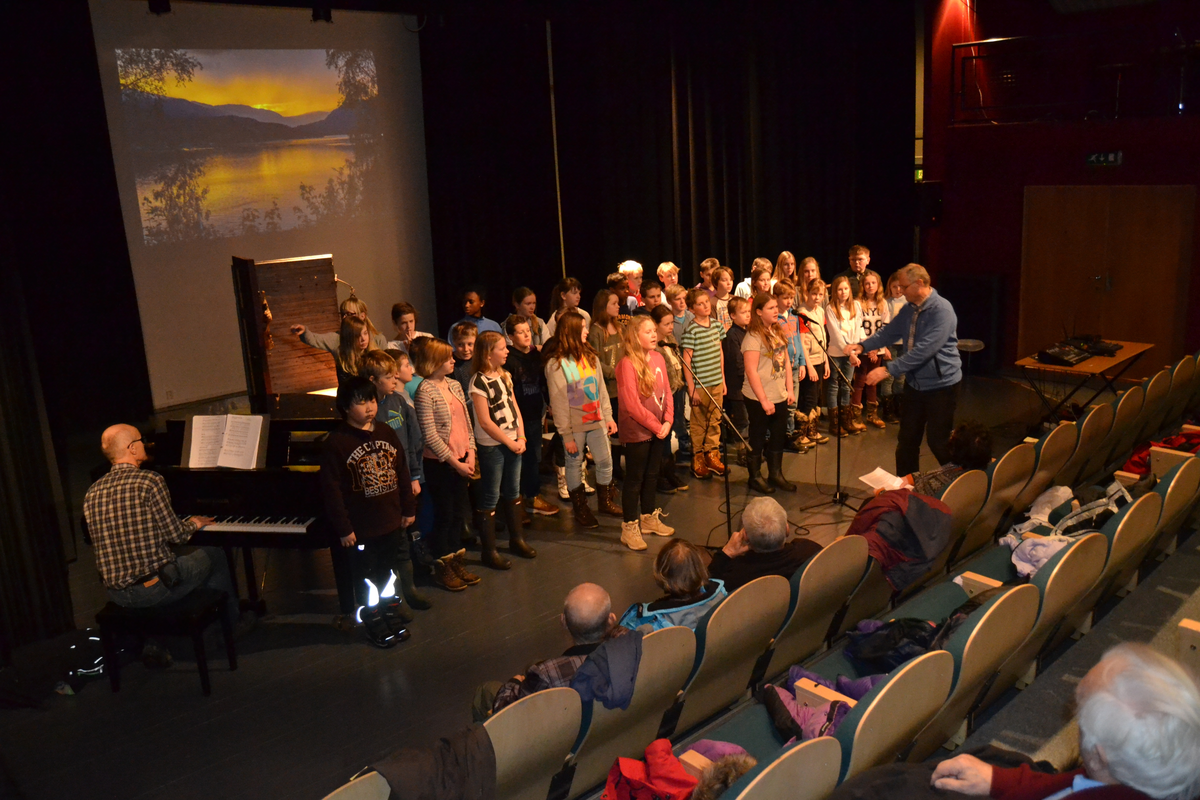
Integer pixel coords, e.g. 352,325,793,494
0,210,76,651
419,1,915,329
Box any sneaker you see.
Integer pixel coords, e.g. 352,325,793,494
140,643,173,669
656,476,676,494
529,495,560,516
362,609,406,648
620,520,648,551
640,509,675,537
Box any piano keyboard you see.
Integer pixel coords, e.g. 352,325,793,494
182,515,316,534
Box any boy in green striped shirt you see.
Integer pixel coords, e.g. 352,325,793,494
681,289,727,479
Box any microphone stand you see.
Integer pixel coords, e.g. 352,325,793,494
796,314,858,512
677,350,750,547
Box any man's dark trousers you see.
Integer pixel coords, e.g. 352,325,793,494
896,382,959,476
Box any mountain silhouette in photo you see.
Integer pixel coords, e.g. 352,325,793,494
122,91,370,149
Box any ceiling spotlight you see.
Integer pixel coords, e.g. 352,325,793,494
312,6,332,22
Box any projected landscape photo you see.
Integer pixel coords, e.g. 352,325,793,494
117,48,381,244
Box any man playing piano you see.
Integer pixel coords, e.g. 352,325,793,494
84,423,245,665
321,376,418,648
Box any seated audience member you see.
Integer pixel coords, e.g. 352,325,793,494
474,583,622,719
446,285,503,340
905,420,991,497
619,540,727,631
931,642,1200,800
387,301,432,354
709,497,821,592
83,424,249,663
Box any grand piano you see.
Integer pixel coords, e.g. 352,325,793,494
154,255,356,616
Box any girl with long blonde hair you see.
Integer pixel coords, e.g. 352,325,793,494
543,312,618,528
851,269,892,429
824,275,864,437
614,316,674,550
468,331,535,569
741,293,795,493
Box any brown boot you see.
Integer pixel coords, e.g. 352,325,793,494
597,482,623,517
570,485,599,529
692,452,712,480
840,407,859,438
808,410,829,444
433,557,467,592
849,404,868,432
705,450,727,476
864,400,886,429
449,549,481,586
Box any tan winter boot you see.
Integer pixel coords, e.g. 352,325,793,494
620,520,648,551
808,409,829,444
639,509,675,537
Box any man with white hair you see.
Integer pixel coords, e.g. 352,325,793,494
708,497,822,592
83,424,247,663
932,642,1200,800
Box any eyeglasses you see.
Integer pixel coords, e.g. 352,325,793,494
128,438,143,449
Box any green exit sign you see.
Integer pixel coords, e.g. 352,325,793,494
1086,151,1123,166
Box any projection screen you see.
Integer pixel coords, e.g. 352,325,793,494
88,0,434,408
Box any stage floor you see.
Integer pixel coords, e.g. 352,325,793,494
0,375,1060,799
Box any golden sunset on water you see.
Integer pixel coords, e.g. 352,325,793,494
162,50,341,117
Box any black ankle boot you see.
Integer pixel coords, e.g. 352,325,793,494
478,511,511,570
746,453,774,494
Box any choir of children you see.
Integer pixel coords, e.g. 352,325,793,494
303,248,905,644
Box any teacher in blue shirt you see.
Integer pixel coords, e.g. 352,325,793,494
847,263,961,476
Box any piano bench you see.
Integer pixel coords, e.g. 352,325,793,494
95,588,237,696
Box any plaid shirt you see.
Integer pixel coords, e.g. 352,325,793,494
83,464,196,590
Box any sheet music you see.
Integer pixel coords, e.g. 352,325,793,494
188,416,227,468
859,467,907,492
216,415,263,470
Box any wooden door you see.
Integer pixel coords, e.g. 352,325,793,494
1020,185,1194,379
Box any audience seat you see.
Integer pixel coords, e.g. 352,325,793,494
486,687,581,800
671,576,790,736
832,650,954,782
320,771,389,800
1148,457,1200,561
950,443,1036,566
897,469,989,602
1083,385,1144,484
1010,423,1078,515
726,737,841,800
831,557,893,640
565,625,696,798
905,584,1040,762
1055,403,1114,488
1160,355,1196,433
1057,492,1163,642
973,533,1109,708
763,536,868,681
1131,368,1172,448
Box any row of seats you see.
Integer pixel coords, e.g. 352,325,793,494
323,352,1200,800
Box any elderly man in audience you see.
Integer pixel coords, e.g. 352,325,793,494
708,497,822,592
473,582,623,720
932,642,1200,800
